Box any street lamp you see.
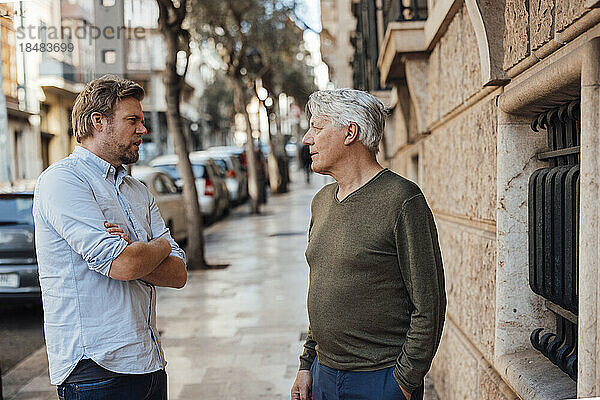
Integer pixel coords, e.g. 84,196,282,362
257,87,268,101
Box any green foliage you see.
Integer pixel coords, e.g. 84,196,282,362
203,72,234,133
189,0,315,105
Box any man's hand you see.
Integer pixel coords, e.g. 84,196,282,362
291,370,312,400
105,222,132,244
108,231,171,281
399,385,411,400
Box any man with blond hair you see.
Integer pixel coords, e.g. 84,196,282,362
291,89,446,400
33,75,186,399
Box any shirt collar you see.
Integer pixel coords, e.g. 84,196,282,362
71,146,126,182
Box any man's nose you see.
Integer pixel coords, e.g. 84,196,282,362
302,131,313,145
137,123,148,135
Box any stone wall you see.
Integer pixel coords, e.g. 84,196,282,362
383,2,506,397
427,4,482,121
418,93,501,397
503,0,529,70
430,319,518,400
422,98,497,222
377,0,600,397
504,0,590,70
387,2,512,399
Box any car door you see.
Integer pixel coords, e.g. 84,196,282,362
206,161,228,216
159,173,186,243
152,173,181,242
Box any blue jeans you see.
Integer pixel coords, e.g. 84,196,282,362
57,369,167,400
310,358,424,400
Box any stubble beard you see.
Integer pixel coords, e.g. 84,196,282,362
105,124,140,166
118,144,139,165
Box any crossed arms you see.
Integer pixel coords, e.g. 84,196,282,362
35,167,187,289
106,222,186,288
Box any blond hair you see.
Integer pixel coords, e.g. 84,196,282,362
72,75,145,143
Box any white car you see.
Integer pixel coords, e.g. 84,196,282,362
193,150,244,204
131,166,187,243
206,146,248,202
150,154,229,223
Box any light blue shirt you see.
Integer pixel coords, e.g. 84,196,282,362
33,146,186,385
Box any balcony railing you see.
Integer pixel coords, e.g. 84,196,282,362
528,100,580,381
383,0,428,27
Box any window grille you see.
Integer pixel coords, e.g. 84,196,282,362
528,100,580,381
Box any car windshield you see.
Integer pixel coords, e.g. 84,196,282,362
0,195,34,225
213,159,228,173
154,164,206,179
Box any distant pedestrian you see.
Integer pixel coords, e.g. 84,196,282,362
33,75,186,400
300,143,312,183
291,89,446,400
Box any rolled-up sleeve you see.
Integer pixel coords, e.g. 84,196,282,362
147,192,186,265
36,167,128,276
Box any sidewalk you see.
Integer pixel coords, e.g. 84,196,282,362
2,171,326,400
2,169,438,400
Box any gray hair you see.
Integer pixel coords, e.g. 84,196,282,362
306,89,388,154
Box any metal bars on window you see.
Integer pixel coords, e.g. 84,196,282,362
528,100,580,381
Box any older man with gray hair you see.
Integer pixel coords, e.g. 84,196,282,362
290,89,446,400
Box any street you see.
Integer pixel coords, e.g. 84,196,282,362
1,168,437,399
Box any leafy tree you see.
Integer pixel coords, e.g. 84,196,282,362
203,72,234,144
190,0,314,199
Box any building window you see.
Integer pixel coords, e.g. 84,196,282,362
41,132,52,170
102,50,116,64
383,0,428,27
351,0,386,91
528,100,580,381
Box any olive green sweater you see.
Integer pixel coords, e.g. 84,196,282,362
299,169,446,392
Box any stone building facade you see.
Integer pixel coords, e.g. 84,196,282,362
320,0,356,88
1,3,38,184
341,0,600,398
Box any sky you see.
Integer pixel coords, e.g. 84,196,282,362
297,0,330,89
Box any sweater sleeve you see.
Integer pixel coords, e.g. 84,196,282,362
299,326,317,370
393,193,446,392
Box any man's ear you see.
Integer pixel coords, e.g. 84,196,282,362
90,112,104,133
343,122,360,145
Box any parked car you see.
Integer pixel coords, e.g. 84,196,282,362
150,154,230,222
207,146,246,173
131,166,187,243
197,150,247,204
189,153,231,218
285,142,298,160
207,145,266,202
0,190,40,303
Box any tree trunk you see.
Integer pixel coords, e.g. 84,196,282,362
162,25,208,268
266,107,288,193
232,79,261,213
